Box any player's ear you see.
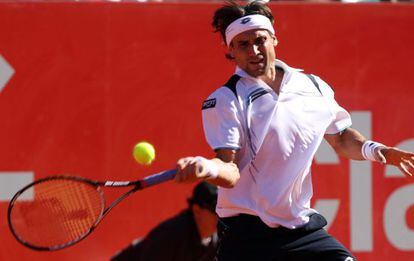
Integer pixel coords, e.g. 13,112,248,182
227,41,237,58
273,35,278,47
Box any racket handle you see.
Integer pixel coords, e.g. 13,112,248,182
141,169,176,188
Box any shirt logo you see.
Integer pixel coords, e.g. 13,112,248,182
202,98,216,110
241,17,251,24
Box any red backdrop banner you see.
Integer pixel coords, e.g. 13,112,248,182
0,2,413,260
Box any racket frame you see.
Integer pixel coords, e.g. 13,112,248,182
7,169,175,251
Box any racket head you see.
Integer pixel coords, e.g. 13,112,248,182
8,175,105,251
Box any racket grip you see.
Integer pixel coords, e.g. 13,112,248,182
141,169,176,188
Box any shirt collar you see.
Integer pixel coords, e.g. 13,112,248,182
234,59,303,83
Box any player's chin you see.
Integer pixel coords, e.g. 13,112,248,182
249,68,266,77
248,64,266,76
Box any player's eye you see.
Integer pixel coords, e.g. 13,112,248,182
237,41,249,49
255,36,267,46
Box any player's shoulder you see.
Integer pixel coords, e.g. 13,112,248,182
213,74,243,98
311,74,335,97
202,75,243,110
294,71,335,97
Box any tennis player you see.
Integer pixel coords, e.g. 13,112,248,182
175,1,414,260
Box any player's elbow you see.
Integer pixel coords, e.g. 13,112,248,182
215,176,239,189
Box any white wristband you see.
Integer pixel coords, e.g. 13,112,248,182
193,156,219,179
361,140,386,162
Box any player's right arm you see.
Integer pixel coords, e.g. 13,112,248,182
175,86,243,188
175,149,240,188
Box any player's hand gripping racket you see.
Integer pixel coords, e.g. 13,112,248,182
7,169,176,251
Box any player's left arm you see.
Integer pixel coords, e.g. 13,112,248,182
324,127,414,177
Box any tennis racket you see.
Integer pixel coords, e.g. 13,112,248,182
7,169,176,251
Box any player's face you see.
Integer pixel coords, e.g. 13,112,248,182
229,29,277,78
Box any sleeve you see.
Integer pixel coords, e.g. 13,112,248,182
316,76,352,135
201,87,244,151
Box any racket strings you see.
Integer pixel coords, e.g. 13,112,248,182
9,178,104,248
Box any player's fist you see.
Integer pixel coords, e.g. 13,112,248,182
175,156,218,183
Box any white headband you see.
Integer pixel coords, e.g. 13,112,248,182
225,14,275,46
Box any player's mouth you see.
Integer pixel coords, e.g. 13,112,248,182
249,58,265,67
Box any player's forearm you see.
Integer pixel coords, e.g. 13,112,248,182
325,128,367,160
325,128,414,176
175,156,240,188
207,158,240,188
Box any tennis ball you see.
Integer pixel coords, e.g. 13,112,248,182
133,142,155,165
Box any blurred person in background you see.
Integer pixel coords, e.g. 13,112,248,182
111,181,218,261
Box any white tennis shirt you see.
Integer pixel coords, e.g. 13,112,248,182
202,60,352,228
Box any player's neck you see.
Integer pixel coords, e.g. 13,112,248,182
259,66,284,94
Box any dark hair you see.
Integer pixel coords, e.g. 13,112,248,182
212,1,274,45
188,182,218,213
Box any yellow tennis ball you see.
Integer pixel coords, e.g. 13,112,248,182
133,142,155,165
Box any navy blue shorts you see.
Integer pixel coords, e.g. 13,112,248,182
216,213,356,261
